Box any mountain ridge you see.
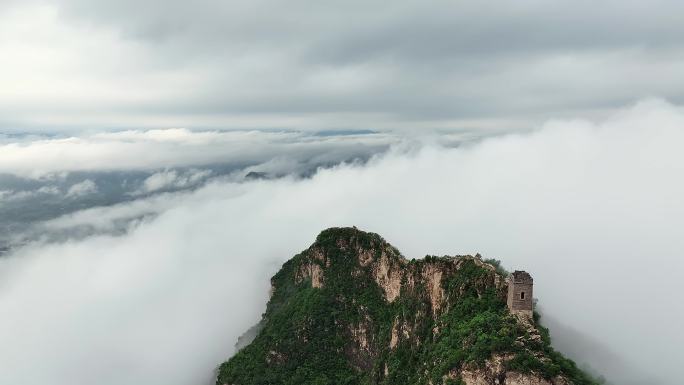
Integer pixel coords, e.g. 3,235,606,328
216,227,602,385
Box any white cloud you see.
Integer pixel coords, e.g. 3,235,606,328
0,190,13,199
0,128,394,178
141,170,180,193
137,169,212,194
0,185,61,202
41,191,189,233
66,179,98,198
0,100,683,385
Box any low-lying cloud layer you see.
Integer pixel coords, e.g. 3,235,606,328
0,128,395,251
0,100,682,385
0,128,394,178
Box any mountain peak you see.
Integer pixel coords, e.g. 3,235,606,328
218,228,602,385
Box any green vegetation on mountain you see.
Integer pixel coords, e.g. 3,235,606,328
216,227,601,385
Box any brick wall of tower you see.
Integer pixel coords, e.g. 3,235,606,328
507,271,533,318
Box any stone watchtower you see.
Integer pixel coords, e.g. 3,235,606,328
507,271,533,319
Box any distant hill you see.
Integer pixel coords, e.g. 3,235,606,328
216,227,602,385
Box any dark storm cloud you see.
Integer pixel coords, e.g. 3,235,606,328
2,0,684,130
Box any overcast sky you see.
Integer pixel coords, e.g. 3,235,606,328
2,0,684,132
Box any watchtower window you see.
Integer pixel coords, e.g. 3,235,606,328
520,292,525,300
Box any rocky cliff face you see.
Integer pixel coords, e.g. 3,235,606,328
217,227,600,385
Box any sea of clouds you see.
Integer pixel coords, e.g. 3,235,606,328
0,100,682,385
0,128,395,251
